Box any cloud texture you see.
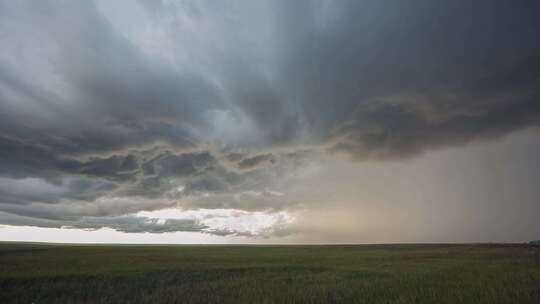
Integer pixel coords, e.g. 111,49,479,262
1,0,540,237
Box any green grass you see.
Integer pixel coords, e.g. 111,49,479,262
0,243,539,303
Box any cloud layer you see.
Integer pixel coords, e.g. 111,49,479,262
1,0,540,237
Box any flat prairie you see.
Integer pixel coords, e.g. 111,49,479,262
1,242,539,303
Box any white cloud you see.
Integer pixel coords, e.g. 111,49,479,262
135,208,295,237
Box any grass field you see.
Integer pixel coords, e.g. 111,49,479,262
0,242,539,303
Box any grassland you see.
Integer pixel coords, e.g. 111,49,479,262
0,242,539,303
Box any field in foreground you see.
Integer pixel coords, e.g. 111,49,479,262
0,243,539,303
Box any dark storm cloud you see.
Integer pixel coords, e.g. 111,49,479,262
271,0,540,159
78,154,138,181
237,154,276,170
0,1,217,157
328,52,540,160
142,152,216,179
1,0,540,234
0,177,114,206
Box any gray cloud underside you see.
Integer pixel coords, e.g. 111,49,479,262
1,0,540,233
0,211,262,236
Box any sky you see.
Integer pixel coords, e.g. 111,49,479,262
1,0,540,244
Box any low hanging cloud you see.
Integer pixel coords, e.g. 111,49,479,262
237,154,276,170
1,0,540,235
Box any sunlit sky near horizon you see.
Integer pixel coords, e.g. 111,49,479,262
1,0,540,243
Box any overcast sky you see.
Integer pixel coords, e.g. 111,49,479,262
1,0,540,243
